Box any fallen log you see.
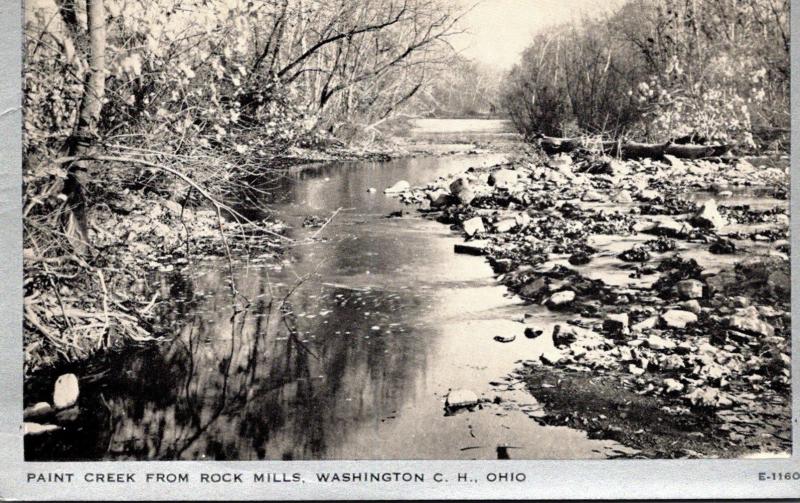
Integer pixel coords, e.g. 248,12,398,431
535,134,729,160
620,141,669,160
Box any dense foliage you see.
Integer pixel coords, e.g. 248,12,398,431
501,0,789,150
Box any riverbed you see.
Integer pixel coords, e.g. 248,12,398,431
25,120,640,461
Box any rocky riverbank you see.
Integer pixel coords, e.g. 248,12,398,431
390,146,791,458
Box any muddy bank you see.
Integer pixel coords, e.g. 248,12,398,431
390,147,791,458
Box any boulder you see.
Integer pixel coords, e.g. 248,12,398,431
53,374,79,409
661,310,698,329
676,279,704,300
462,217,485,237
691,199,727,229
488,169,518,189
726,315,774,338
384,180,410,194
449,177,475,205
546,290,575,308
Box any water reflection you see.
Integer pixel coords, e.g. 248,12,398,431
27,151,623,460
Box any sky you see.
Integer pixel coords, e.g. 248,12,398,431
451,0,625,71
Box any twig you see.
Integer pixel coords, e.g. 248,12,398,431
97,269,110,349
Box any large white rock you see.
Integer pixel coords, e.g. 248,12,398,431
53,373,79,409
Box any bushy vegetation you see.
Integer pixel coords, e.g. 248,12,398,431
22,0,464,372
501,0,789,151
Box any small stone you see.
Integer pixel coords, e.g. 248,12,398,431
661,310,698,329
603,313,629,338
367,187,377,193
493,334,516,343
55,406,81,423
427,189,451,208
449,177,475,205
638,189,660,201
462,217,485,237
524,327,543,339
726,315,774,338
618,246,651,262
647,334,677,351
24,423,61,436
445,389,479,411
691,199,727,229
494,219,517,233
582,190,604,202
628,364,645,376
53,374,79,409
614,190,633,204
680,300,702,314
676,279,704,300
520,278,549,298
540,349,563,365
650,217,688,238
454,240,489,256
546,290,575,308
488,169,518,189
384,180,410,194
23,402,54,421
664,379,684,394
709,239,736,254
731,296,750,308
631,316,659,333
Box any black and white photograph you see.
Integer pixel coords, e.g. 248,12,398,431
18,0,792,467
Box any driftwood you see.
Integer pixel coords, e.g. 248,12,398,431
535,134,729,160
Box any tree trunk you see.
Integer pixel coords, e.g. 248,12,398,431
62,0,106,255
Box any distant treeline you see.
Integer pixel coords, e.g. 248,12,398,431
500,0,789,150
